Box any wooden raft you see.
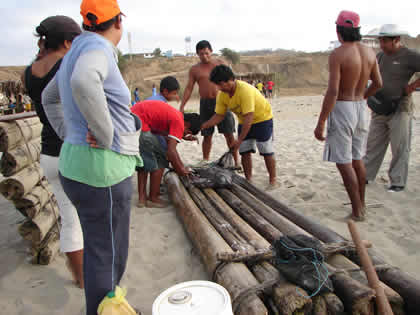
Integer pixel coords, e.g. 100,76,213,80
165,170,418,315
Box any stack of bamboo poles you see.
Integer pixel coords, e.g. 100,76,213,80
166,170,420,315
0,117,60,265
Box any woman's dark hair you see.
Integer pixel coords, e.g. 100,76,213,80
82,13,120,32
196,40,212,53
35,16,81,50
184,113,201,135
160,76,180,93
209,65,235,84
336,25,362,42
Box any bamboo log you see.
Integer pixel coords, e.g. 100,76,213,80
328,255,404,315
216,188,282,243
203,188,271,251
218,184,376,315
0,117,42,152
31,225,60,265
0,163,43,200
0,137,41,176
232,174,344,243
252,262,313,315
182,180,253,252
13,178,53,218
232,173,420,313
18,200,60,246
165,172,268,315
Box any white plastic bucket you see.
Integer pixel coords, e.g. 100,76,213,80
152,280,233,315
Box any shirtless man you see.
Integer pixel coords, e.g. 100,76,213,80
180,40,239,166
314,11,382,221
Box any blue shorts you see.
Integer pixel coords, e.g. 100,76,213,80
238,119,274,156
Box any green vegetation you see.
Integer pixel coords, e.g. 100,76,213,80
220,48,240,64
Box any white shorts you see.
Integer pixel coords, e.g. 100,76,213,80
40,155,83,252
323,100,369,164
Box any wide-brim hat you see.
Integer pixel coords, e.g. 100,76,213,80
374,24,409,37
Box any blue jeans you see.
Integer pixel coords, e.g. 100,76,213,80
59,174,133,315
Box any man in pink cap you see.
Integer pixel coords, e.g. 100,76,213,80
314,10,383,221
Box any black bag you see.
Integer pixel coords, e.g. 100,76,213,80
367,52,403,116
367,91,401,116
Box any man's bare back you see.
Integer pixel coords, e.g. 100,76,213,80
190,58,224,99
331,42,380,101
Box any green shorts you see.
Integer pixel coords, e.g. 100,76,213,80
138,131,168,172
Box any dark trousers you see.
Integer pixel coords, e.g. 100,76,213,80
59,174,133,315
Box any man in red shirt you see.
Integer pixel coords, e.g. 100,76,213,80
131,100,201,207
265,81,274,98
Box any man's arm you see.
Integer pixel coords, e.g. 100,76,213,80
314,52,340,141
179,67,196,112
42,75,66,140
229,112,253,151
71,50,114,148
406,78,420,95
166,138,190,176
364,58,383,99
201,113,225,130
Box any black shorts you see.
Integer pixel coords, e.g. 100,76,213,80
200,98,235,136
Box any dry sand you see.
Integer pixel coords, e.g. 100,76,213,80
1,93,419,314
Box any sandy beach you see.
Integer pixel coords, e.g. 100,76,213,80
1,93,419,315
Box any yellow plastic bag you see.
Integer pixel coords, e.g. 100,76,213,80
97,286,137,315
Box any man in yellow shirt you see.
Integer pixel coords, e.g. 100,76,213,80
256,81,264,95
201,65,277,188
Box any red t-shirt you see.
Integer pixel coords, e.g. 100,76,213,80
131,100,184,142
266,81,274,90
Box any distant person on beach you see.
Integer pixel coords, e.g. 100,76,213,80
22,15,84,288
201,65,277,189
152,83,157,96
134,87,140,102
314,10,382,221
180,40,239,167
266,80,274,98
42,0,142,313
364,24,420,192
256,81,264,95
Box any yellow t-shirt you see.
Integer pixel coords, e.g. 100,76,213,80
256,82,263,91
215,80,273,124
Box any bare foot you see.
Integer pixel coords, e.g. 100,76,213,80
147,199,168,208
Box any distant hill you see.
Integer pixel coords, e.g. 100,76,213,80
2,35,420,99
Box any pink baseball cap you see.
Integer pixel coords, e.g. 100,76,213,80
336,10,360,28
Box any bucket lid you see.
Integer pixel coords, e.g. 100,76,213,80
152,281,232,315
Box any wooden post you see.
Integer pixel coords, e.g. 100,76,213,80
348,220,394,315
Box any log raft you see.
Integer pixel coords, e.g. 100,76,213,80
165,172,268,315
231,173,419,315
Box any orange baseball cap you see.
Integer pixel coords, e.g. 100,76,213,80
80,0,123,26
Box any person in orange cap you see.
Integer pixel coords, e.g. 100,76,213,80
42,0,142,314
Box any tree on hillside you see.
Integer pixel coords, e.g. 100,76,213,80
153,48,162,57
220,48,240,64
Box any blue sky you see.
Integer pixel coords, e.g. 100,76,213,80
0,0,419,66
